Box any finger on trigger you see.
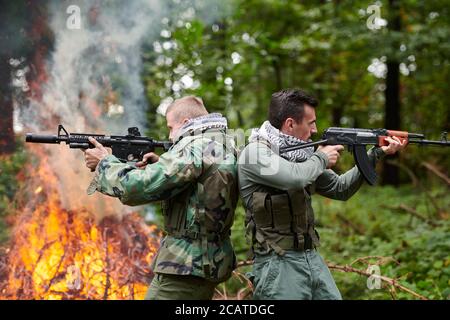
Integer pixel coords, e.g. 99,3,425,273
88,136,101,147
143,152,154,161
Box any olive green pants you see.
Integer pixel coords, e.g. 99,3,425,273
144,273,217,300
251,250,342,300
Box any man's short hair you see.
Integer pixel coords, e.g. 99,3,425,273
166,96,208,121
268,89,318,129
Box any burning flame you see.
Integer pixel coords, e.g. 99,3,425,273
0,147,161,300
1,2,167,299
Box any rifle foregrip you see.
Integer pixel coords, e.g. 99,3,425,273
69,143,90,149
386,130,409,137
378,135,408,147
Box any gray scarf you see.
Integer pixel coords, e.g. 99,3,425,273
249,120,314,162
174,112,228,142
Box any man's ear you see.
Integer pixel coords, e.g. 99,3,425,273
284,118,295,131
181,118,190,125
288,118,296,128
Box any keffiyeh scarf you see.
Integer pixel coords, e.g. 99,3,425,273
174,112,228,142
249,120,314,162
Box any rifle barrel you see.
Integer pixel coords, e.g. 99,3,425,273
407,133,425,139
408,139,450,146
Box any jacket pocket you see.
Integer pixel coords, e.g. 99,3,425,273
270,194,291,233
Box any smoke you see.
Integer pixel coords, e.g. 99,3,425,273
18,0,231,133
37,0,162,132
16,0,167,219
15,0,230,219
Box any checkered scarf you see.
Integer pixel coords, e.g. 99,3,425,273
249,120,314,162
174,113,228,142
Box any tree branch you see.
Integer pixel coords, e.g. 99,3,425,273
326,262,428,300
381,204,438,227
421,161,450,186
335,212,365,235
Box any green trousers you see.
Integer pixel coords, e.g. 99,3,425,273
144,273,217,300
251,249,342,300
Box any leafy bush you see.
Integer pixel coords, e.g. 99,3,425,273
0,144,27,244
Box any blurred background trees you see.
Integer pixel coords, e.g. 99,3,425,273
143,0,449,185
141,0,449,299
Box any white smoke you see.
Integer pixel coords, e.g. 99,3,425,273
16,0,230,219
43,0,164,132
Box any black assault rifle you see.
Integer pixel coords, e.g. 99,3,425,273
26,125,172,166
280,127,449,185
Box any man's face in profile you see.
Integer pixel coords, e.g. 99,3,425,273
166,110,188,142
282,104,318,141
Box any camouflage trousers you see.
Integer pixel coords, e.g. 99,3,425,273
251,250,342,300
144,273,217,300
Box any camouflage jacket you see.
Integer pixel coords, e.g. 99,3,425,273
88,128,238,282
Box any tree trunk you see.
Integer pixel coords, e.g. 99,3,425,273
0,56,15,155
382,0,401,185
332,107,342,127
272,58,283,91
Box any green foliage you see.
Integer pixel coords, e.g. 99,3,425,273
312,184,449,300
220,184,450,300
0,142,27,244
138,0,449,299
142,0,449,177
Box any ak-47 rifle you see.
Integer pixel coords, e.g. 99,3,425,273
26,125,172,168
280,127,449,185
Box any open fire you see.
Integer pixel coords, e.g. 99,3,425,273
0,147,161,300
0,1,170,300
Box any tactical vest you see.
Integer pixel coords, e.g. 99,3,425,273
245,141,320,256
161,132,237,277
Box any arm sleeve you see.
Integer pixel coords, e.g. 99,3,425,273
239,143,329,190
315,146,385,200
87,141,202,206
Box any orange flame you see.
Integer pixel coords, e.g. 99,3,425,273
0,146,161,300
0,3,164,299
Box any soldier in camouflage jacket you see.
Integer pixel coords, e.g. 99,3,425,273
84,96,238,300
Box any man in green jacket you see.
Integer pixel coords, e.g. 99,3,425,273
238,89,406,300
84,96,238,300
